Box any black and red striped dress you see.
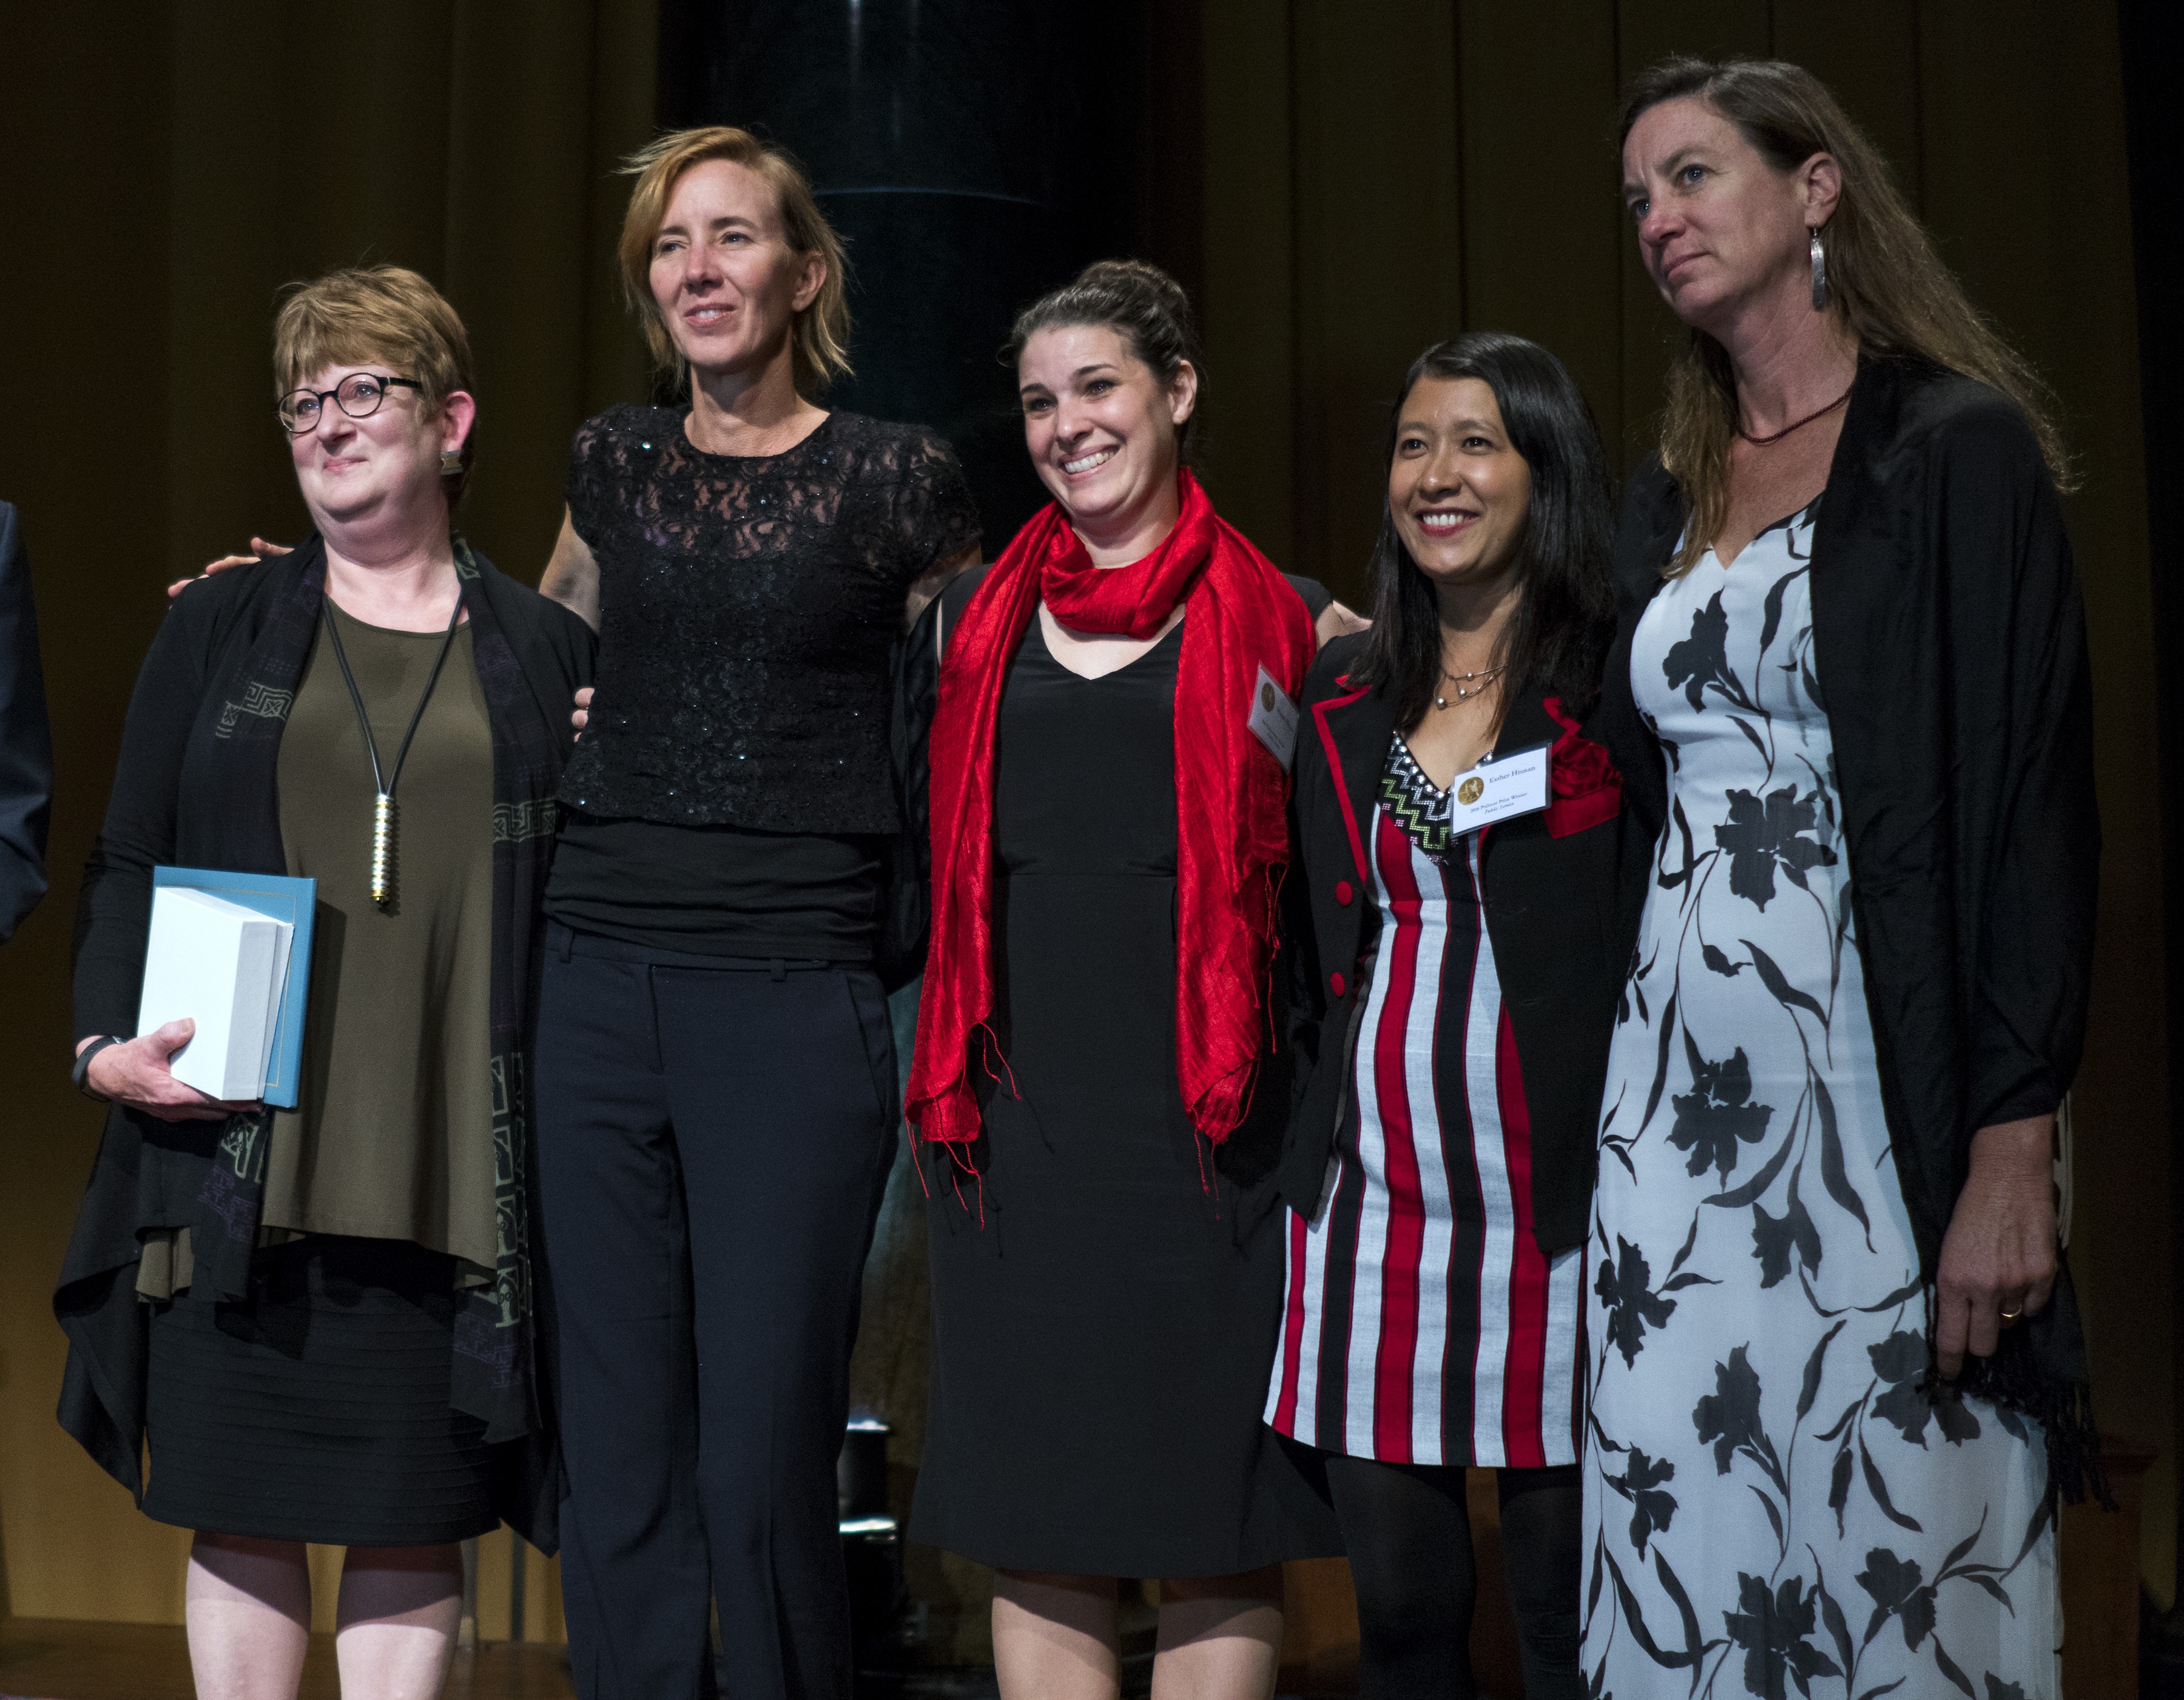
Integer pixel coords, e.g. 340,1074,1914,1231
1266,734,1583,1468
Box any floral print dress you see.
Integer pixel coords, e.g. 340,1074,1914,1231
1581,503,2058,1700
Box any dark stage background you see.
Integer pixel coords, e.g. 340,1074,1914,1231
0,1,2168,1682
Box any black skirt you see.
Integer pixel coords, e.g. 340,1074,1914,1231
143,1235,504,1546
911,620,1338,1577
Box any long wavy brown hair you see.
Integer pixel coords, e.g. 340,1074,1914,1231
1622,57,2075,574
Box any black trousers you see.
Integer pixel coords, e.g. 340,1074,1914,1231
534,924,898,1700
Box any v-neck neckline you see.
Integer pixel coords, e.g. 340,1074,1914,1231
1030,610,1185,683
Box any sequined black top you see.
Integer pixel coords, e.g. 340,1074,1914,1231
557,405,981,832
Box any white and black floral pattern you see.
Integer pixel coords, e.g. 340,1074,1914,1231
1582,503,2058,1699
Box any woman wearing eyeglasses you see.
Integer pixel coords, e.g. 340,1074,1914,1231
58,265,593,1700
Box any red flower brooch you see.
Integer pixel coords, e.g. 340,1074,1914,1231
1541,696,1622,838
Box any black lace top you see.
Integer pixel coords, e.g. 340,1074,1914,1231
558,406,981,832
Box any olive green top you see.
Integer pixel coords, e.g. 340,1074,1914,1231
255,601,499,1278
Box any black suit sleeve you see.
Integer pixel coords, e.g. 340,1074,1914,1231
72,596,213,1042
1941,407,2097,1129
0,503,52,941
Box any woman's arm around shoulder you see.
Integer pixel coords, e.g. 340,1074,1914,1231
926,562,994,667
527,576,601,687
541,405,650,631
886,424,983,629
482,563,599,756
538,509,600,632
1301,628,1372,708
1279,573,1370,648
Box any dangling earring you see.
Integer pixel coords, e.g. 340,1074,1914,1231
1809,226,1828,312
439,449,463,476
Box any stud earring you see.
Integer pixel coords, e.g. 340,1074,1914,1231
439,449,463,475
1809,226,1828,312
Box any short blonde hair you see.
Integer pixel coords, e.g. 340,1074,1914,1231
618,126,852,397
273,266,477,500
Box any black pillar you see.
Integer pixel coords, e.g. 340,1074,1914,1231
2119,0,2184,1685
658,0,1200,552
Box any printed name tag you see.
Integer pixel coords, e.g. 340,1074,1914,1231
1447,740,1551,835
1248,665,1299,771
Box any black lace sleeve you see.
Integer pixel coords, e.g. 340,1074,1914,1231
887,428,982,582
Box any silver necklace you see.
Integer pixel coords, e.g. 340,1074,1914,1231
1435,664,1505,710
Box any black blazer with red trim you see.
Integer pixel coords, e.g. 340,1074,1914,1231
1275,631,1645,1257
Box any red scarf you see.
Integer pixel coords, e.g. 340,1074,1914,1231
908,469,1315,1149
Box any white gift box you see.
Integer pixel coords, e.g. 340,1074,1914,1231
135,886,295,1103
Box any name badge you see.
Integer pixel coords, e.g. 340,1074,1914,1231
1248,666,1299,771
1447,740,1551,835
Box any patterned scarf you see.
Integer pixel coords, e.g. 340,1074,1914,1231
187,535,562,1447
908,469,1315,1149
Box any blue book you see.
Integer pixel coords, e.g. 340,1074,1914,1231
152,867,316,1109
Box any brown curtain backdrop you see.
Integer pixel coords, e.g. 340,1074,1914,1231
1193,0,2168,1614
0,0,657,1628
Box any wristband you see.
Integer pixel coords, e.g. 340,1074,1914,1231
73,1036,123,1101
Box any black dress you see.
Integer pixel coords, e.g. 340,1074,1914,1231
912,596,1340,1577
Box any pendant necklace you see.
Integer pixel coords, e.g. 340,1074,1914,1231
318,594,465,909
1435,664,1504,711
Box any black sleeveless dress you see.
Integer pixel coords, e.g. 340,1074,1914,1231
911,590,1340,1577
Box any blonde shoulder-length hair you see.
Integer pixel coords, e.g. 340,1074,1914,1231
1622,57,2075,575
618,126,852,398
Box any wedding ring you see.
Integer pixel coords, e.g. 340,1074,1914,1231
2000,1305,2023,1322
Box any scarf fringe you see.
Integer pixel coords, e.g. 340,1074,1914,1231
1178,864,1286,1146
909,1023,1017,1143
1918,1301,2111,1511
1953,1343,2111,1511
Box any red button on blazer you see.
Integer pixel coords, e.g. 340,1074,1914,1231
1330,971,1346,998
1335,879,1353,906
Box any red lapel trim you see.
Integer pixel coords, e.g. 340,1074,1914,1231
1312,682,1374,885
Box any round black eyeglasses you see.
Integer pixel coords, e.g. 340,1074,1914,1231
277,374,423,435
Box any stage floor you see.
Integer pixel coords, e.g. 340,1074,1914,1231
0,1620,1028,1700
0,1618,1384,1699
0,1619,575,1700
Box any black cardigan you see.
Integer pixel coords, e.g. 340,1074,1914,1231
70,552,594,1035
1274,633,1644,1255
1595,354,2100,1487
58,543,595,1544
